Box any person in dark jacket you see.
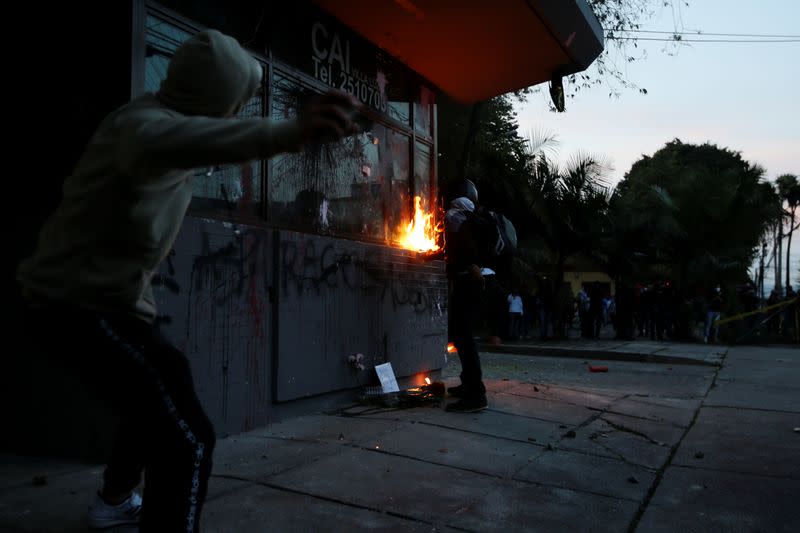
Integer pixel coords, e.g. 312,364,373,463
444,179,489,413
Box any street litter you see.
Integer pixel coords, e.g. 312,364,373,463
354,362,447,408
358,383,445,408
588,365,609,373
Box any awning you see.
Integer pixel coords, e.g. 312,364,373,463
312,0,604,103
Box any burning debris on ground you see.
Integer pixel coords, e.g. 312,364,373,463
357,379,446,409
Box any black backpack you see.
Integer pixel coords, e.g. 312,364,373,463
470,209,517,264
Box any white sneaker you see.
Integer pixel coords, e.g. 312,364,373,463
88,491,142,529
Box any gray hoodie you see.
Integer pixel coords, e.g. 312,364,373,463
18,30,303,322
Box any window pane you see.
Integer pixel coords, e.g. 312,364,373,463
386,130,412,234
144,15,263,216
269,72,410,241
144,16,191,93
388,101,410,125
414,86,435,137
414,141,432,210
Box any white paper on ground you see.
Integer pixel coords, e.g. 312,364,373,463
374,362,400,393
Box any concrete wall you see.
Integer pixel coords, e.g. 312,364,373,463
153,217,448,437
275,230,448,402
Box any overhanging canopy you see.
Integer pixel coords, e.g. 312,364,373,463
312,0,604,103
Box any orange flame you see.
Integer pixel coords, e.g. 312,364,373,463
447,342,457,353
424,377,432,385
393,196,441,253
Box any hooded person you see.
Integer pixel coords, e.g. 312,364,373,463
443,181,489,413
17,29,364,532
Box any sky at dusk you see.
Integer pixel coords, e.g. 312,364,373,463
515,0,798,186
515,0,799,288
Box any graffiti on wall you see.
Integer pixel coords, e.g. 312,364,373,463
154,225,447,327
279,237,445,318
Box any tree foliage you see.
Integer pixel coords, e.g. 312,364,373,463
512,147,611,286
609,139,781,290
438,94,529,209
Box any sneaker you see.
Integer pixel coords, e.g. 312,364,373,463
88,491,142,529
447,384,468,398
446,395,488,413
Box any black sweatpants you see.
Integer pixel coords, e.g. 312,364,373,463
449,278,486,397
24,306,215,532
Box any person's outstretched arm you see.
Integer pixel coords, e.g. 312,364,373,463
118,90,364,175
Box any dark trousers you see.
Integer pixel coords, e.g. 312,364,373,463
450,278,486,397
23,306,215,533
539,308,552,339
508,312,522,340
579,310,592,337
650,310,663,340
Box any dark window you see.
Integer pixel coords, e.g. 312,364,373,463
144,16,191,94
414,86,435,138
269,71,411,241
414,140,433,210
142,9,437,240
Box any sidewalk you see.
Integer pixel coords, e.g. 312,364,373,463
1,343,798,532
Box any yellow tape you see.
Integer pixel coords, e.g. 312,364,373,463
715,297,798,326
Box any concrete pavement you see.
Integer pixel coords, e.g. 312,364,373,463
1,342,798,532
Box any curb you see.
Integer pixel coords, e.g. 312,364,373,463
477,343,722,367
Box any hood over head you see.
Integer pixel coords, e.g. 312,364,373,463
158,29,262,117
445,197,475,232
449,197,475,213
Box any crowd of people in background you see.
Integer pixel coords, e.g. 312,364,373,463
483,277,799,345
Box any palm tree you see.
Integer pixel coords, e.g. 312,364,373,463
514,136,611,289
508,136,613,337
776,174,800,291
